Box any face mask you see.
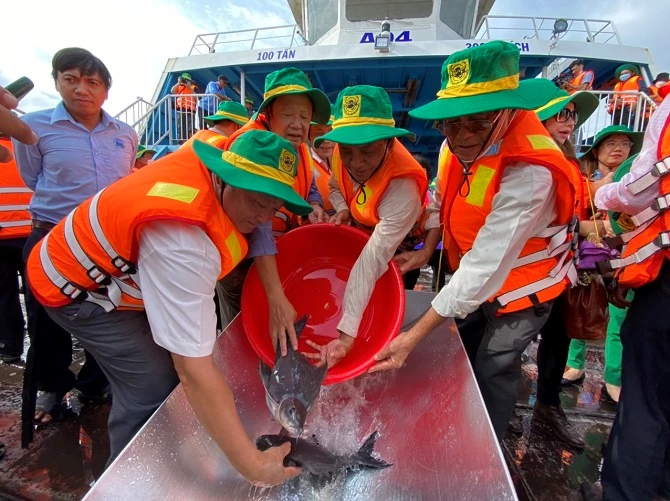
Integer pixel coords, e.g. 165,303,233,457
620,73,632,82
657,81,667,87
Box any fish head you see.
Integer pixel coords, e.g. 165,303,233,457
278,397,307,436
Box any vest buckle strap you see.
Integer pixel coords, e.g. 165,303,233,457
86,266,109,285
59,282,85,300
111,256,136,274
654,231,670,249
627,157,670,195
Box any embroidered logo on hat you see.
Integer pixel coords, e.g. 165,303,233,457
279,149,297,174
343,95,362,117
448,60,470,87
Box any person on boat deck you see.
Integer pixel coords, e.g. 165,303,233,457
504,87,600,447
133,145,156,171
217,67,332,355
309,106,335,216
245,97,255,118
562,125,643,402
198,75,231,131
369,42,581,441
565,59,595,94
300,85,431,366
608,64,648,128
171,72,199,143
13,47,137,425
25,130,309,484
182,101,249,150
649,72,669,105
579,93,670,501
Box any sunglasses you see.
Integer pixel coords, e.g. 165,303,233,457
556,109,579,123
438,118,496,136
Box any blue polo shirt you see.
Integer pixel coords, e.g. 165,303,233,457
199,81,228,115
13,102,138,224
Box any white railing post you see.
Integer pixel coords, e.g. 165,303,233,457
531,17,539,39
240,72,246,105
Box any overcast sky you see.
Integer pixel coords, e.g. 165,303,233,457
4,0,669,116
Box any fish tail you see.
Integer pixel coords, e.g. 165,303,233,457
355,431,392,469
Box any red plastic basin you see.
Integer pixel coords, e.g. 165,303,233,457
241,223,405,385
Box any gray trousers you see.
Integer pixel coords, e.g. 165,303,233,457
215,258,253,329
475,302,552,440
44,302,179,466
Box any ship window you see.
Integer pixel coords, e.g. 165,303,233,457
346,0,434,22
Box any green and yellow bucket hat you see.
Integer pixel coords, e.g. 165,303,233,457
136,145,156,159
181,72,193,81
193,130,313,216
257,67,331,125
579,125,644,159
615,64,639,80
535,88,599,128
311,104,335,126
410,41,559,121
204,101,249,126
314,86,414,147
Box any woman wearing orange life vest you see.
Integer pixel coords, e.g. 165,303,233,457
608,64,648,128
25,131,312,486
579,90,670,501
301,85,430,367
369,42,581,440
216,68,332,356
170,72,199,144
308,107,335,215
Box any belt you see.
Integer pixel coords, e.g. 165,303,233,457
32,219,56,231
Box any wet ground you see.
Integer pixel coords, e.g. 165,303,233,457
0,275,616,500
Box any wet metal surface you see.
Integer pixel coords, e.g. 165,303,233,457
86,291,516,501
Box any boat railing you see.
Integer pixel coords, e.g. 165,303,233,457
474,16,622,45
189,25,305,56
115,93,236,148
575,90,657,148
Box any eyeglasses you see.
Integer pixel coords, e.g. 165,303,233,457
602,140,633,150
556,109,579,123
437,118,495,136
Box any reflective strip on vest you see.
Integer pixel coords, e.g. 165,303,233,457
89,190,135,272
64,210,109,285
0,219,32,228
632,193,670,226
495,250,578,308
626,157,670,195
0,187,32,194
0,204,30,211
606,232,670,270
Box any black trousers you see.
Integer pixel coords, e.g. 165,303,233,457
536,291,572,407
22,227,108,395
602,262,670,501
0,237,27,358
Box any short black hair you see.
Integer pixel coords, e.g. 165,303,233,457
570,59,585,68
51,48,112,89
413,154,432,179
218,75,228,82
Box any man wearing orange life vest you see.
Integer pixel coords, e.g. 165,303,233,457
0,137,32,364
217,68,332,355
302,85,431,367
309,108,335,215
25,131,311,485
566,59,595,95
608,64,648,127
648,72,668,105
182,100,249,150
171,72,199,143
579,94,670,501
369,42,580,440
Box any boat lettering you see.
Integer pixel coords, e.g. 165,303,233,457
256,49,296,61
359,31,413,43
466,42,530,52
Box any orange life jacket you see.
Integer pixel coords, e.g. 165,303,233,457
438,111,579,314
225,115,314,236
175,84,197,111
649,85,664,105
26,146,248,311
182,129,228,150
0,137,32,240
603,113,670,289
609,76,644,112
311,149,334,213
331,139,429,251
569,70,594,94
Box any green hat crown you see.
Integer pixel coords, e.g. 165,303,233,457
257,67,332,125
314,85,414,146
534,87,599,128
205,101,249,126
181,72,193,81
580,125,644,158
136,145,156,159
615,64,639,80
409,42,559,121
192,129,313,216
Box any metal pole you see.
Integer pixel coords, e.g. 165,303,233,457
470,0,481,38
251,29,259,50
531,17,539,39
291,25,297,49
610,21,623,45
485,16,490,39
584,20,594,42
240,71,246,105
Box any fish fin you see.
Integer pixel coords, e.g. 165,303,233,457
294,315,309,338
354,431,392,469
259,359,272,382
